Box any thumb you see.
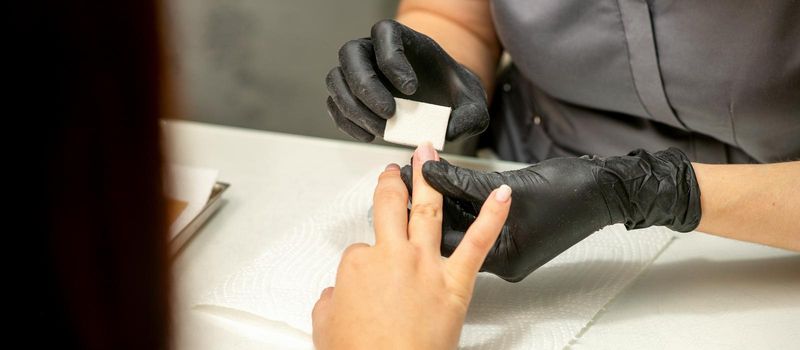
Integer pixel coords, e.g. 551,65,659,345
446,102,489,141
422,161,506,203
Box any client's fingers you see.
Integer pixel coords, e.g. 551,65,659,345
408,143,443,253
312,287,334,317
312,286,335,345
372,163,409,244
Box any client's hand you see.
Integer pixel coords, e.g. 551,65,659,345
311,143,512,350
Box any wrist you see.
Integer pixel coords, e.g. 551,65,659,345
691,162,800,250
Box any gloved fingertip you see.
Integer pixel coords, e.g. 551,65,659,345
421,161,460,196
446,104,489,141
400,164,412,176
398,77,418,96
445,125,469,142
421,159,450,177
361,88,396,119
370,19,398,36
400,164,413,191
377,98,396,118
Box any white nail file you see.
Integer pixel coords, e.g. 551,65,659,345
382,97,451,151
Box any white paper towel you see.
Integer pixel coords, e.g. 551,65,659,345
197,168,675,349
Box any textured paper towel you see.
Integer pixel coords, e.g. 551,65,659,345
198,168,674,349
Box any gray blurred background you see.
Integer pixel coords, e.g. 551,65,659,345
165,0,401,141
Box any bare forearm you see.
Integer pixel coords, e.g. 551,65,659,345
694,161,800,251
396,0,501,93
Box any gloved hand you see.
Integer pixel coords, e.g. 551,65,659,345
401,148,702,282
325,19,489,142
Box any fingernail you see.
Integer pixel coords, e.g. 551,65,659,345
385,163,400,171
495,184,512,203
414,142,437,167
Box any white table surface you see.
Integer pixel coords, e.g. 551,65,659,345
166,120,800,350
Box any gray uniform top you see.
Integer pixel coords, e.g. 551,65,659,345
489,0,800,164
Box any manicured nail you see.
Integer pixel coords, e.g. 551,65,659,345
385,163,400,171
495,184,512,203
414,142,437,167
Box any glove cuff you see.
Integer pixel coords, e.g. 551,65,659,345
655,148,702,232
596,148,702,232
625,148,702,232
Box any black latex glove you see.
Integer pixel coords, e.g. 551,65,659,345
325,19,489,142
401,148,701,282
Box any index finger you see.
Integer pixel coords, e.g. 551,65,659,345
408,143,443,252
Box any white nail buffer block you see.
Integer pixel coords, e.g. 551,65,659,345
383,97,451,151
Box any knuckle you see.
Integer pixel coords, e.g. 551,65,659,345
410,202,442,220
465,233,492,252
341,244,370,265
407,244,423,261
342,243,367,258
389,242,419,262
311,298,326,316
